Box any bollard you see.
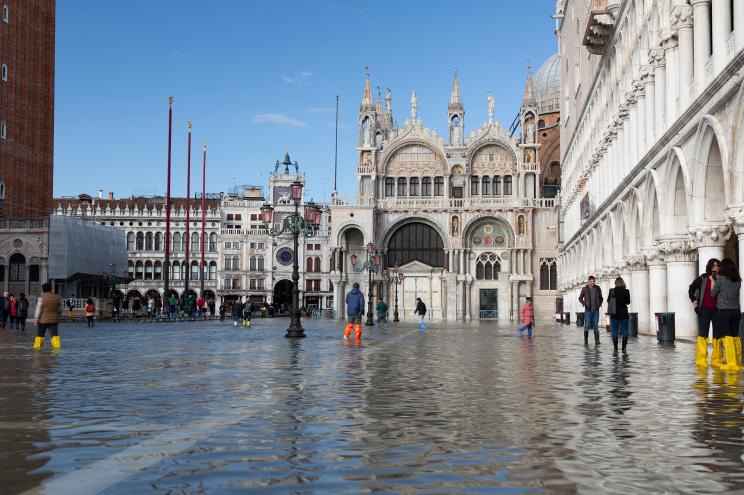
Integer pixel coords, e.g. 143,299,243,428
628,312,639,337
655,312,675,343
563,312,571,325
576,312,584,327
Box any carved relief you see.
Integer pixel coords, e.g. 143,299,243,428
471,144,515,175
385,144,445,176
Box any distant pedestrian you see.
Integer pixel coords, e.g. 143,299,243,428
710,258,742,371
8,294,17,330
608,277,631,353
85,298,95,327
208,298,216,317
197,296,206,317
34,283,62,349
66,295,75,317
689,258,721,367
132,298,141,318
15,293,28,332
219,303,226,321
0,291,9,329
414,298,427,330
242,301,253,327
518,297,534,337
232,301,242,327
375,296,389,328
344,283,365,340
579,275,603,346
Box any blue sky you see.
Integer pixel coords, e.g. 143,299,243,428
54,1,558,202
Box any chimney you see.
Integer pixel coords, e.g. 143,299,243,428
108,191,114,200
98,189,103,199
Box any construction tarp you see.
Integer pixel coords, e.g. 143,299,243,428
48,216,128,280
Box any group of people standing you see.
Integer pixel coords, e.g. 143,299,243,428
578,275,632,352
689,258,742,371
343,283,427,341
0,291,30,332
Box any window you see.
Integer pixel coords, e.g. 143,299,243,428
155,232,162,251
250,256,257,271
503,175,512,195
257,255,264,271
422,177,432,196
434,176,444,196
127,261,134,278
540,258,557,290
251,214,257,221
2,5,7,23
481,176,490,196
172,261,181,280
409,177,419,196
250,278,265,290
135,261,144,279
538,119,545,129
127,232,135,251
494,176,502,195
314,257,321,272
29,264,39,282
397,177,407,196
471,176,479,195
305,279,321,291
209,261,217,280
144,261,153,280
136,232,144,250
234,214,242,220
191,232,200,252
257,243,265,250
225,256,233,271
306,257,314,272
210,233,217,251
1,120,7,140
173,232,181,252
227,214,234,221
385,178,395,196
475,253,500,280
145,232,153,250
191,262,199,280
180,233,187,251
1,64,7,82
154,261,162,280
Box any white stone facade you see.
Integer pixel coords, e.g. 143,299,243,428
557,0,744,337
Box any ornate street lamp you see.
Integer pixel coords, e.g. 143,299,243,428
350,242,382,326
385,264,405,322
260,179,319,338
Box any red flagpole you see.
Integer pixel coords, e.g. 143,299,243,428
164,97,173,297
185,121,192,296
200,142,206,295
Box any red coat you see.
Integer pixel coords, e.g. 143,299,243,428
9,300,16,317
519,303,534,325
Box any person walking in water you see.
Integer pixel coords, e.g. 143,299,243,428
84,298,95,327
344,283,365,340
579,275,603,346
518,297,534,337
710,258,742,371
34,283,62,349
608,277,631,353
689,258,720,367
15,293,29,333
414,298,427,330
375,296,389,329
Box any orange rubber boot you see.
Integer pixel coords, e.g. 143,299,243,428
354,324,363,340
344,323,353,339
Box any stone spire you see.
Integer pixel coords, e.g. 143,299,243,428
385,88,392,114
360,66,374,112
448,69,463,112
376,86,383,115
411,90,418,120
523,62,536,107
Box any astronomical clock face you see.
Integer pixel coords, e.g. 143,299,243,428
471,145,515,175
276,247,294,266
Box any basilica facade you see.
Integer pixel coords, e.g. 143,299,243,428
329,66,560,322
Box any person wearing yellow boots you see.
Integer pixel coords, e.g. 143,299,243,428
710,258,742,371
344,283,365,341
33,283,61,350
689,258,720,367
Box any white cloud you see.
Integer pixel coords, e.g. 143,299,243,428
282,72,313,85
307,107,335,113
252,113,307,128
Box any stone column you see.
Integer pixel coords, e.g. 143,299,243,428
628,257,650,333
636,82,647,153
712,0,732,74
692,0,712,93
689,223,730,273
662,32,679,124
659,240,699,339
464,276,472,320
651,49,667,136
643,68,656,143
674,5,694,109
730,213,744,306
735,0,744,51
644,249,668,332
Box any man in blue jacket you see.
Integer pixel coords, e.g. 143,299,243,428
344,283,365,340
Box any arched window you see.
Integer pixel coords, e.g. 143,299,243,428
250,256,257,271
145,232,153,250
209,233,217,251
191,261,200,280
9,253,25,281
422,177,432,196
494,176,502,195
171,261,180,280
135,261,144,279
180,233,187,251
154,261,162,280
385,177,395,197
225,256,233,271
173,232,181,252
434,176,444,196
191,232,200,252
155,232,162,251
503,175,513,195
306,257,313,272
136,232,144,250
476,253,501,280
397,177,407,196
257,255,264,271
233,256,240,271
127,232,135,251
387,222,445,267
481,176,491,196
127,261,134,278
144,260,153,279
209,261,217,280
471,176,479,195
409,177,419,196
540,258,557,290
314,257,321,272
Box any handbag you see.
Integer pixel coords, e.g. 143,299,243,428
606,288,617,315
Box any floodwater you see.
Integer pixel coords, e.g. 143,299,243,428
1,319,743,494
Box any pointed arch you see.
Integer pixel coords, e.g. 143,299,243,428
691,115,729,223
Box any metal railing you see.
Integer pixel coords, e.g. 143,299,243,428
0,218,49,230
312,309,336,320
479,310,498,320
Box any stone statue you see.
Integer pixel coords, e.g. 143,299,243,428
411,91,418,120
526,122,535,144
488,92,495,123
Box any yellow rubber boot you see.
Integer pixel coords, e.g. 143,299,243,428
695,337,708,367
33,337,43,349
246,320,251,327
51,336,61,349
720,336,741,371
711,339,724,368
735,336,742,367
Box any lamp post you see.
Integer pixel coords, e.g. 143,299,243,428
260,179,320,339
384,264,405,322
350,243,382,326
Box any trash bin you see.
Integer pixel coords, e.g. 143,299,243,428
576,312,584,327
628,312,638,337
563,312,571,325
555,313,562,324
656,312,675,342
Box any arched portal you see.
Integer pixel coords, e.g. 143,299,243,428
273,279,293,311
386,222,445,268
8,253,26,295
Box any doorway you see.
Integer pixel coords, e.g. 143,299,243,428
273,279,293,313
479,289,498,319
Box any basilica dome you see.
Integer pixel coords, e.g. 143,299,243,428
534,53,560,114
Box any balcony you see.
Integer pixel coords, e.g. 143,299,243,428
582,0,616,55
376,196,556,211
0,218,49,230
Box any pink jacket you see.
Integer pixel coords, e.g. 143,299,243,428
519,303,534,325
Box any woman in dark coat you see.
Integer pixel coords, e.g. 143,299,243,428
608,276,631,353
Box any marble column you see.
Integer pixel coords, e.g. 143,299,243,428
662,32,679,125
651,49,667,137
735,0,744,51
628,257,650,333
712,0,732,74
689,224,730,273
692,0,712,93
636,84,646,153
643,68,656,143
732,217,744,307
675,5,694,109
659,240,699,339
464,277,472,320
644,249,668,332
